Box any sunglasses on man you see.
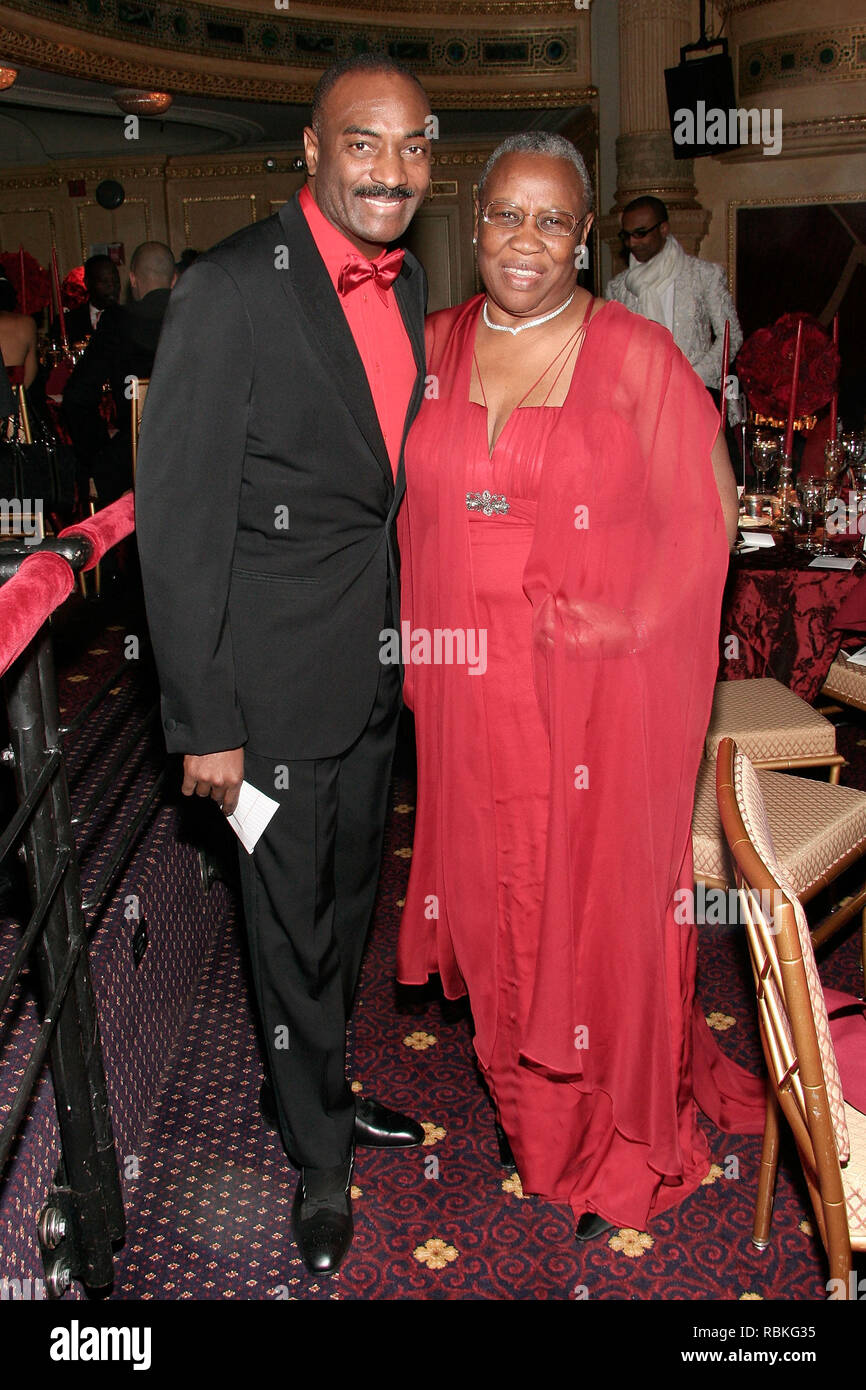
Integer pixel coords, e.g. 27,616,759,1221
618,221,664,244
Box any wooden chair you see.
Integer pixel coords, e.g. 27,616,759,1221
705,678,843,782
715,737,866,1296
693,756,866,979
130,376,149,481
821,654,866,717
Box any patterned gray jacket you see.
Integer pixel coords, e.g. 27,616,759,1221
606,253,743,391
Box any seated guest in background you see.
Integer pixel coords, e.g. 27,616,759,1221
63,241,176,505
606,196,742,405
0,270,37,390
62,254,121,345
398,133,764,1244
175,248,200,276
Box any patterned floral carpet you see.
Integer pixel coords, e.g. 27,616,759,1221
104,751,865,1303
8,593,866,1302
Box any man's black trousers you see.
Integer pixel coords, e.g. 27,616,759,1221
237,656,401,1171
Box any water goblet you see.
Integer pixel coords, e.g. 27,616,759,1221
842,432,866,490
824,439,846,487
751,430,780,496
797,479,826,554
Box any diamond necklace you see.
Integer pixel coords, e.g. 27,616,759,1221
482,289,576,336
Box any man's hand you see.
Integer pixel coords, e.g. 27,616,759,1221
182,748,244,816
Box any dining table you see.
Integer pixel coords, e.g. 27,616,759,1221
718,525,866,702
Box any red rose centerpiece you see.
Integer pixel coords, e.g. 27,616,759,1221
735,311,840,427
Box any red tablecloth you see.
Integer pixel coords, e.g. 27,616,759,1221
719,552,862,700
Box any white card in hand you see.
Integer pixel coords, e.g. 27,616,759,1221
226,780,280,854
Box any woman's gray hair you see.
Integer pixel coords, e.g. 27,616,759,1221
478,132,594,215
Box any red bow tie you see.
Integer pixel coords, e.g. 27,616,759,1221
338,249,404,303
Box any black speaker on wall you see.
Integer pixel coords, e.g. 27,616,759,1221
664,38,738,160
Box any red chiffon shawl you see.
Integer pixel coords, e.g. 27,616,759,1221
398,297,765,1181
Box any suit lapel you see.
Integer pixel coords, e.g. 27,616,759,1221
391,260,426,510
277,196,392,486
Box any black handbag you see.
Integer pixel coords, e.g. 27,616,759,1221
0,399,76,516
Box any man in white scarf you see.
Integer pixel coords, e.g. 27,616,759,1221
606,196,742,400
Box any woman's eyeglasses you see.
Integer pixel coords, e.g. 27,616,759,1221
618,221,663,244
482,202,586,239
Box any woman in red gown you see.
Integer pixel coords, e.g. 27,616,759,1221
397,133,764,1239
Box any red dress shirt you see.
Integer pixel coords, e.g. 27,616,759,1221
299,183,417,478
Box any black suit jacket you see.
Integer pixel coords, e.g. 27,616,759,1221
63,302,95,346
63,289,171,460
135,192,427,761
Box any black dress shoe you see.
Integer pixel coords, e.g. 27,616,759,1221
494,1121,517,1171
292,1165,353,1276
260,1079,423,1148
575,1211,615,1242
354,1096,424,1148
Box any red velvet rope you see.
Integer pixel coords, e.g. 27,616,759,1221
0,492,136,677
59,491,136,571
0,552,75,676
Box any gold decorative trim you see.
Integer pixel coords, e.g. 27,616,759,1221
0,23,591,107
290,0,578,11
167,161,297,179
726,191,866,298
76,197,152,261
739,26,866,96
183,193,256,243
0,173,62,192
0,23,314,101
0,5,582,77
714,115,866,163
0,205,57,245
435,86,596,108
0,165,166,191
430,180,459,197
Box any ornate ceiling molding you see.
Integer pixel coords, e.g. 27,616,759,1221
714,113,866,159
290,1,578,11
0,0,582,74
739,25,866,94
0,22,592,105
0,162,167,189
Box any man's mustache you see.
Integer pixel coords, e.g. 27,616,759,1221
353,185,414,201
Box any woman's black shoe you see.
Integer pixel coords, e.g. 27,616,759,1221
495,1121,517,1171
575,1211,615,1242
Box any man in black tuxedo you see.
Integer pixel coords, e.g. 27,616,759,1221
62,255,121,345
63,241,176,505
135,55,432,1275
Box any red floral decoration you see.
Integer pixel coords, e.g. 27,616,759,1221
61,265,88,309
0,249,51,313
735,311,840,419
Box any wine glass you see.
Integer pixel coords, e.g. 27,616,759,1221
797,479,827,554
824,439,846,487
751,430,780,495
842,432,866,491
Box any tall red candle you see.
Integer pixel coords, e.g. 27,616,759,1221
719,318,730,426
51,246,69,350
783,317,803,458
829,314,839,440
17,244,27,315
